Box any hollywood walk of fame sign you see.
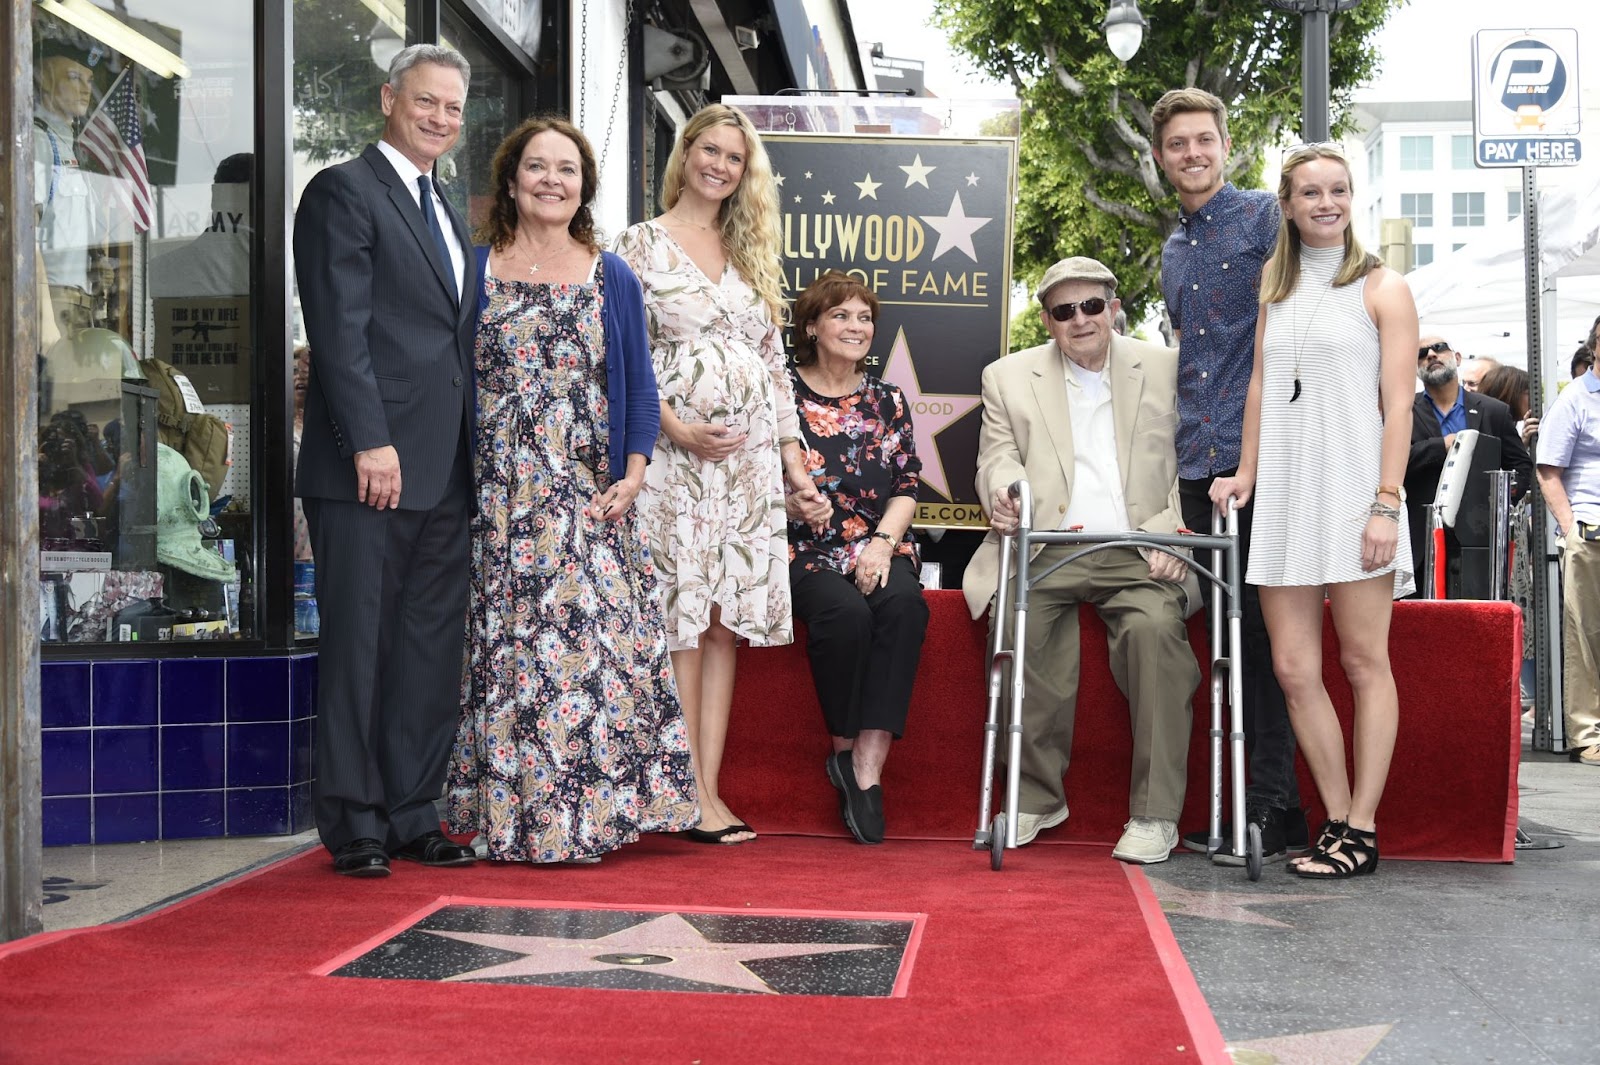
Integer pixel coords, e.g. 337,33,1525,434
752,130,1017,527
318,901,924,997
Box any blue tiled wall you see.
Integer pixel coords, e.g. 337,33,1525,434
40,654,318,846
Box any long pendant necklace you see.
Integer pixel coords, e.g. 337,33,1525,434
1289,264,1333,404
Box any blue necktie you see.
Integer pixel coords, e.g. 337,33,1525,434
417,174,458,302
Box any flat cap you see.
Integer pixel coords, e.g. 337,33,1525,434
1036,256,1117,303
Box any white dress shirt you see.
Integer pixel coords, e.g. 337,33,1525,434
1060,356,1131,533
376,139,466,299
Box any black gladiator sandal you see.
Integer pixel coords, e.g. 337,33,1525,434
1287,818,1345,870
1293,824,1379,879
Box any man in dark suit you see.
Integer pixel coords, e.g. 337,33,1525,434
1405,336,1532,596
294,45,480,877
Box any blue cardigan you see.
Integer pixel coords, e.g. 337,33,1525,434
472,246,660,478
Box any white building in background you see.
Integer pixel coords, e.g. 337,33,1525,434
1328,100,1600,365
1351,101,1535,272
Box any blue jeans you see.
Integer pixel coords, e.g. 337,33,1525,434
1180,474,1301,811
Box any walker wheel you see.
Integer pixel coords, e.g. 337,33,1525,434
990,813,1006,871
1245,822,1264,882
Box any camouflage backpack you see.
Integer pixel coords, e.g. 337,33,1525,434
139,357,233,501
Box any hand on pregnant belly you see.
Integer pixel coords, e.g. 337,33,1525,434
674,420,748,462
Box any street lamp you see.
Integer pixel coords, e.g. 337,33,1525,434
1265,0,1363,143
1102,0,1148,63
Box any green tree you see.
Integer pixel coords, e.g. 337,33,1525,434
936,0,1404,333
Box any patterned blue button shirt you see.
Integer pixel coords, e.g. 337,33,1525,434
1161,183,1281,479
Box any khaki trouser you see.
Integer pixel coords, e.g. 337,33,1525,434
1562,526,1600,749
996,544,1200,821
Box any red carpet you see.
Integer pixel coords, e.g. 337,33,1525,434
724,593,1520,862
0,836,1225,1065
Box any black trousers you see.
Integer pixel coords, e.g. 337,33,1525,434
1178,473,1300,811
303,450,470,853
790,555,929,739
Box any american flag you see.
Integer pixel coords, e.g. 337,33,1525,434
79,67,152,233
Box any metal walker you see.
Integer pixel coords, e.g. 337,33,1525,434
972,480,1260,878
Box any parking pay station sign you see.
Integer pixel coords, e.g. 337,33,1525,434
1473,28,1581,167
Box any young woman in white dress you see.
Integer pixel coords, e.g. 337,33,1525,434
614,105,826,844
1210,144,1418,878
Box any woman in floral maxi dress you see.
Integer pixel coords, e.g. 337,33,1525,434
447,117,698,863
614,105,824,844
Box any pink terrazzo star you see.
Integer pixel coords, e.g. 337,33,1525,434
878,325,982,502
1148,878,1342,929
428,912,887,994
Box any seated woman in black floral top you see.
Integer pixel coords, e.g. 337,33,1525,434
786,271,929,844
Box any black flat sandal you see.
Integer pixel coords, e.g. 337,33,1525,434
1287,818,1345,870
1293,824,1378,879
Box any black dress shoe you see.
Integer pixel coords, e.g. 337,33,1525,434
332,838,391,878
827,751,885,845
391,830,476,867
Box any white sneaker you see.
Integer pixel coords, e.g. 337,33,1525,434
1112,817,1178,864
1013,804,1069,846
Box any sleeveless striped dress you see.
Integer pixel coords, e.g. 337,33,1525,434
1248,243,1415,597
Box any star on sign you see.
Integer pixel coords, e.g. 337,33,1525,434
822,191,836,205
804,170,813,179
920,192,992,263
794,195,802,204
427,912,886,994
879,326,982,502
965,173,980,186
774,173,786,187
1146,877,1339,929
855,173,882,200
899,154,936,188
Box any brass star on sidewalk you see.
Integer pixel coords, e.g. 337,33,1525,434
1146,877,1340,929
428,912,887,994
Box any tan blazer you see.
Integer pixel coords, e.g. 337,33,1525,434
963,333,1199,619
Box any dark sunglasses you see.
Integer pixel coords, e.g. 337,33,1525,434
1047,297,1109,322
1417,341,1452,360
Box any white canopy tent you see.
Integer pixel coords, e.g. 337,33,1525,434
1406,162,1600,377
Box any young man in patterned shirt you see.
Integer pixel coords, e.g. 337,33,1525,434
1152,87,1308,863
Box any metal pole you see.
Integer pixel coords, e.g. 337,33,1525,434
1486,470,1511,601
1300,6,1332,143
1,0,45,942
1523,165,1560,752
1421,504,1441,600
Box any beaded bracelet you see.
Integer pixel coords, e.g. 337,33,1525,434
1368,501,1401,522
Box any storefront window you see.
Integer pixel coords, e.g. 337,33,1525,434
287,1,522,636
290,0,406,637
36,1,257,646
439,7,517,231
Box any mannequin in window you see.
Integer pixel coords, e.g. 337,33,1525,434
33,39,107,337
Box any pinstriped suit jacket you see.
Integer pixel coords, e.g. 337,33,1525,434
294,143,480,511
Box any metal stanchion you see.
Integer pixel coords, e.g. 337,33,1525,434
1420,503,1442,600
1486,470,1511,601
